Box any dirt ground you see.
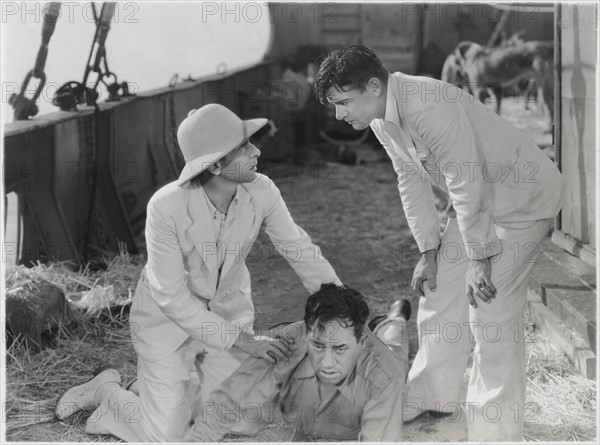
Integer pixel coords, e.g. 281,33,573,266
249,157,417,328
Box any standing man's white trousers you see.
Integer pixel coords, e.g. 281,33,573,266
405,215,552,441
84,337,247,442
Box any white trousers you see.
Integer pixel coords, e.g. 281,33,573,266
405,216,552,441
85,337,247,442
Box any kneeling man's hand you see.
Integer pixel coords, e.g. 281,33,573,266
465,258,497,308
233,331,292,364
411,249,437,295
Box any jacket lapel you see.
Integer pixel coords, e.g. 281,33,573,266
397,121,431,182
219,185,256,281
185,186,219,285
400,98,450,196
396,90,436,184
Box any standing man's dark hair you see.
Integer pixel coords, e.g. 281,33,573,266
313,44,388,104
304,283,370,341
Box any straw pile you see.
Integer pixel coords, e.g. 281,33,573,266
523,326,597,442
6,244,141,318
5,248,144,442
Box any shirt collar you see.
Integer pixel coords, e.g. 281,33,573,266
383,74,401,128
200,185,240,218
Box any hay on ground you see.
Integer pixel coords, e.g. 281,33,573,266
4,253,597,442
524,325,597,442
5,249,144,442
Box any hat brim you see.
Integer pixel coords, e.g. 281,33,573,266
177,117,268,185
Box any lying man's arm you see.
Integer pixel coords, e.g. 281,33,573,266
185,322,307,441
359,375,405,442
188,359,280,441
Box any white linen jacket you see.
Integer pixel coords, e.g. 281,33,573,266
131,173,340,360
371,73,563,260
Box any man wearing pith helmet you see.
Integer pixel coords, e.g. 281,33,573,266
55,103,341,442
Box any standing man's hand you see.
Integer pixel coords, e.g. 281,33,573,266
465,258,497,308
411,249,438,295
232,331,292,364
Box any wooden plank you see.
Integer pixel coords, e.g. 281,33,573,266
8,128,84,263
558,3,597,249
54,119,90,248
552,230,596,267
322,16,361,31
527,297,596,380
553,3,562,238
378,53,416,74
544,287,596,352
333,3,361,15
542,239,596,287
322,32,362,48
361,5,419,74
111,96,175,236
91,110,139,255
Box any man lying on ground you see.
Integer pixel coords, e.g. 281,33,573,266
55,283,412,441
183,283,410,442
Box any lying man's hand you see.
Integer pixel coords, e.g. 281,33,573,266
411,249,438,295
232,331,292,364
465,258,497,308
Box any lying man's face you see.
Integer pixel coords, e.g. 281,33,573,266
307,318,364,385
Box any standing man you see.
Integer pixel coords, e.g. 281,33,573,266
55,103,341,442
313,45,562,441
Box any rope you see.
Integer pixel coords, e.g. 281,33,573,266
82,103,101,262
168,93,186,170
84,2,116,91
53,2,133,111
9,2,61,120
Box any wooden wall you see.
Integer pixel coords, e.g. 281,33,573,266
553,3,597,265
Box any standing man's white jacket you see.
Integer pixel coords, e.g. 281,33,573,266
371,72,563,441
131,173,340,361
371,72,563,259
